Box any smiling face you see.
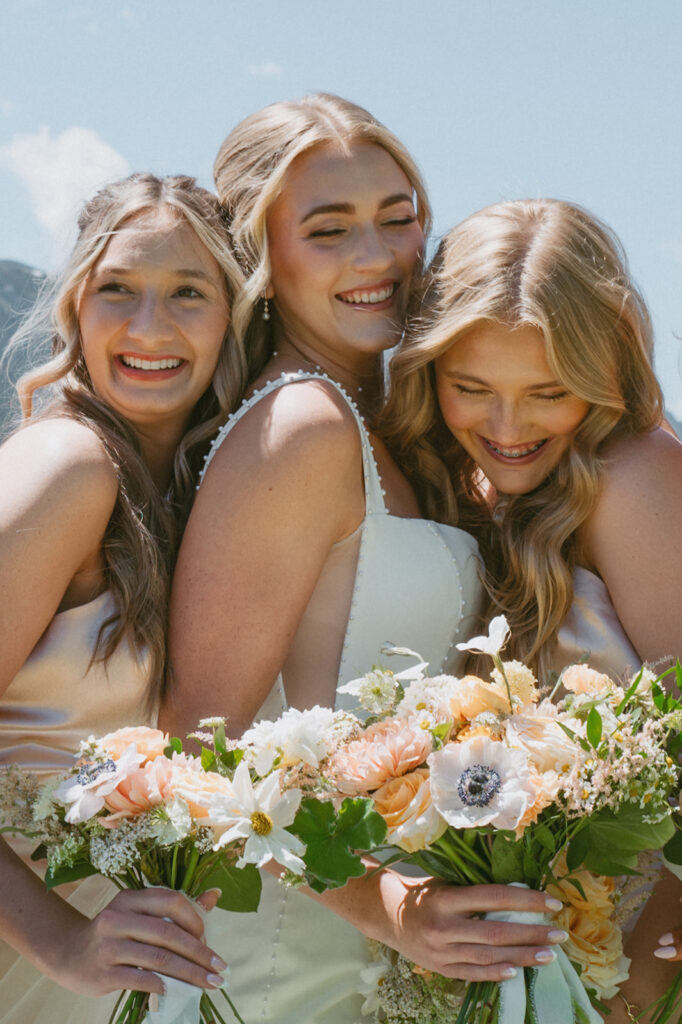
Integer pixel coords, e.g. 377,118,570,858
77,206,230,442
435,322,591,495
266,141,424,372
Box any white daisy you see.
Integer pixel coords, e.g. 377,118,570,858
209,761,306,872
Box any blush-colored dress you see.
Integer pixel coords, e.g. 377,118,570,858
0,590,152,1024
198,371,485,1024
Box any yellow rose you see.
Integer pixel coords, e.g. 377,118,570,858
373,767,447,853
449,676,511,722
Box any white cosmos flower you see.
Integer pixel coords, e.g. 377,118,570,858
54,744,144,823
456,615,511,658
358,946,393,1015
209,761,305,872
428,735,534,830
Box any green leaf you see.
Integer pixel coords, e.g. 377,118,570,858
586,707,602,748
431,722,451,750
653,683,666,712
201,748,217,772
200,861,262,913
664,831,682,867
676,660,682,694
615,670,644,714
164,737,183,757
577,805,675,876
490,833,524,884
44,860,99,890
532,824,557,854
218,748,243,771
30,843,47,862
291,797,387,890
566,829,590,872
214,722,227,757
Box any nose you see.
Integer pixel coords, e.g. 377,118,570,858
351,225,393,275
487,396,526,443
126,291,175,346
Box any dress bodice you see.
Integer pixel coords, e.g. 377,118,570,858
199,370,483,722
547,566,640,680
0,590,151,780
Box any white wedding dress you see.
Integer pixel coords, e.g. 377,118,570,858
199,371,484,1024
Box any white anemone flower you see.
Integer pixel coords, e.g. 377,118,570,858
456,615,511,658
54,744,144,823
428,735,534,830
209,761,306,872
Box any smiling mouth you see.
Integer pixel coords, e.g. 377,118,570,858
119,355,184,371
336,282,398,307
482,437,548,460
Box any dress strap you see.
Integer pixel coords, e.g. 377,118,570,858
198,371,387,515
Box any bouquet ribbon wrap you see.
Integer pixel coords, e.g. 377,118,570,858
143,892,229,1024
485,906,601,1024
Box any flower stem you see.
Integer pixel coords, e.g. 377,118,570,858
492,655,514,713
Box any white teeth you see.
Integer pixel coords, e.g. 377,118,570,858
120,356,182,370
488,439,545,459
339,284,395,305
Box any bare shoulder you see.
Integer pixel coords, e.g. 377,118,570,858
204,377,363,478
582,427,682,561
0,418,118,523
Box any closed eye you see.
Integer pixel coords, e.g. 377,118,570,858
174,286,205,298
308,227,346,238
454,383,491,397
534,391,571,402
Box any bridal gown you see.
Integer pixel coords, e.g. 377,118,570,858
198,371,485,1024
0,590,152,1024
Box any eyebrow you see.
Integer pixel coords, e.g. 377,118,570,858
94,264,215,283
443,371,564,390
300,192,415,224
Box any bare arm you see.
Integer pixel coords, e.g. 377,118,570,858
0,420,225,994
163,381,366,737
580,428,682,667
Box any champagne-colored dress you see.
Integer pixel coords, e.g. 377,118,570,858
198,372,485,1024
0,590,152,1024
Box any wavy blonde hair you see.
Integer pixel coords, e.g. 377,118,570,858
213,92,432,382
8,173,244,704
381,198,663,673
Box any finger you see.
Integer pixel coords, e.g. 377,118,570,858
196,888,221,912
452,917,568,949
99,910,227,972
437,962,523,983
655,930,682,961
447,884,563,916
443,942,561,970
115,940,226,991
110,889,206,940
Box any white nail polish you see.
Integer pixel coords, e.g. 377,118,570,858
655,947,676,960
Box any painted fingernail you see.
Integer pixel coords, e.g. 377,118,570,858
547,929,569,944
535,949,557,964
544,897,563,912
659,933,674,946
655,947,677,960
210,954,228,972
206,972,225,988
501,967,518,978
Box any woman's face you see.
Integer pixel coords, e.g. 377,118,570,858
78,206,230,441
266,141,424,370
435,322,590,495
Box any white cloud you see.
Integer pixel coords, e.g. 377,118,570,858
247,61,283,77
0,126,130,247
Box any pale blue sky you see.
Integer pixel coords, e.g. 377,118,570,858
1,0,681,414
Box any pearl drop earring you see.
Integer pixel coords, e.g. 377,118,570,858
262,296,270,322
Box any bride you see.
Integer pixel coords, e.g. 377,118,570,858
161,95,570,1023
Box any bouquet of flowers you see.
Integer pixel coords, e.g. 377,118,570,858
0,716,387,1024
328,618,682,1024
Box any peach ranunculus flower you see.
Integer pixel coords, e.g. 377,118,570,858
330,720,433,795
513,768,561,838
372,767,447,853
561,665,615,696
504,700,581,774
167,755,236,822
99,727,169,765
448,676,511,723
546,855,631,999
102,755,175,826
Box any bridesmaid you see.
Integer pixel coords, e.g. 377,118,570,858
0,173,245,1022
379,196,682,1021
163,95,570,1024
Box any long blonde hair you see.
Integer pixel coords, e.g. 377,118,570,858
381,198,663,673
214,92,432,382
8,173,244,703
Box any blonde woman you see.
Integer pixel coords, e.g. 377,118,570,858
0,173,247,1022
380,197,682,1020
163,96,571,1024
